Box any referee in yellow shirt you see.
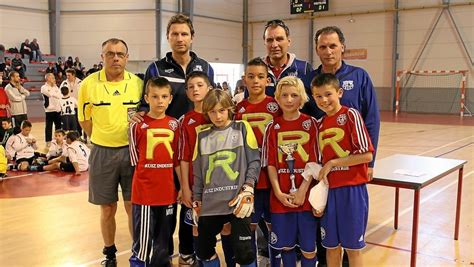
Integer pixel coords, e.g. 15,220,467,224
78,38,143,267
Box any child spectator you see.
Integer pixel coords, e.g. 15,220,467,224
59,86,78,131
1,118,15,147
42,131,90,175
177,71,213,266
192,89,260,267
262,76,319,267
128,77,180,266
5,120,42,171
46,129,67,160
235,57,281,265
311,73,374,267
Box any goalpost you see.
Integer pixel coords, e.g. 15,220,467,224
395,70,469,116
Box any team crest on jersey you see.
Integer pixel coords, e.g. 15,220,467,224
302,119,312,130
270,232,278,245
238,106,246,113
266,102,279,113
193,65,203,72
164,68,174,73
336,114,347,126
231,134,239,143
321,227,326,240
274,123,280,130
169,120,178,130
188,118,196,125
342,80,354,90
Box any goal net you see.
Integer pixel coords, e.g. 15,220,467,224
395,70,469,116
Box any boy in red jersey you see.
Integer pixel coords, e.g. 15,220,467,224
178,71,212,265
235,57,280,266
128,77,180,267
311,73,373,267
262,76,318,267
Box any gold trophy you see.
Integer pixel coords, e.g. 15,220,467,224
278,143,298,193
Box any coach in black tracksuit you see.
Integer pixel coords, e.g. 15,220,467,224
134,14,215,265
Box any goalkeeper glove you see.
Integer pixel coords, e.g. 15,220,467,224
228,184,254,218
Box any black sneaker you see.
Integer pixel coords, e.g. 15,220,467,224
101,258,117,267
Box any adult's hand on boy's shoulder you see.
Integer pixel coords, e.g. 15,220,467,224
129,111,145,123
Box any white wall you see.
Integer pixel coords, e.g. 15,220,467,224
0,1,50,53
248,0,474,111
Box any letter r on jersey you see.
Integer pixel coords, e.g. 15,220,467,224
277,131,309,163
146,128,174,160
205,151,239,184
318,128,350,158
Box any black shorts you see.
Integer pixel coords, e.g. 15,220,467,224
59,158,75,172
16,156,35,165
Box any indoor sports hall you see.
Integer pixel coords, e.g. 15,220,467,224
0,1,472,266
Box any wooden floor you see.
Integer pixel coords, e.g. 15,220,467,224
0,112,473,267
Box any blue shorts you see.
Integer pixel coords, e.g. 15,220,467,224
251,189,271,224
270,211,317,253
321,184,369,250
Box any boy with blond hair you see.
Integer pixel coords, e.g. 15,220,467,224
262,76,319,267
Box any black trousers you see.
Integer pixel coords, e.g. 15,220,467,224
12,114,28,132
198,215,254,265
45,111,61,142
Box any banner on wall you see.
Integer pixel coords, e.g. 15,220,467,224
343,49,367,60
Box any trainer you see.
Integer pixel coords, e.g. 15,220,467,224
78,38,143,267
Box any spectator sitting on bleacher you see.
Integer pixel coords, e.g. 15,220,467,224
20,39,32,61
1,118,15,147
5,120,43,171
65,56,74,69
73,57,85,79
29,38,46,63
60,68,81,99
5,71,29,131
86,64,99,76
44,62,57,76
11,54,26,79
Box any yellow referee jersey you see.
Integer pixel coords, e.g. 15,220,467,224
78,69,143,147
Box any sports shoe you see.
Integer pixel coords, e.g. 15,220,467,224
257,255,270,267
179,254,197,266
101,258,117,267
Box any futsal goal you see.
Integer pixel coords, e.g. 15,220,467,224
395,70,469,116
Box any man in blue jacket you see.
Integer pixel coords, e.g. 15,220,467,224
303,25,380,267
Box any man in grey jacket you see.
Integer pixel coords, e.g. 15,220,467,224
5,71,30,131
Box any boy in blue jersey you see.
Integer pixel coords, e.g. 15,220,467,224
192,89,260,267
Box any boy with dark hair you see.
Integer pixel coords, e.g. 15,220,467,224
5,120,42,171
311,73,374,267
128,77,180,267
1,118,15,147
42,131,90,175
178,71,212,266
59,86,78,131
235,57,281,266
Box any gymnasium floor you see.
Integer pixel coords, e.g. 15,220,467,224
0,111,472,266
